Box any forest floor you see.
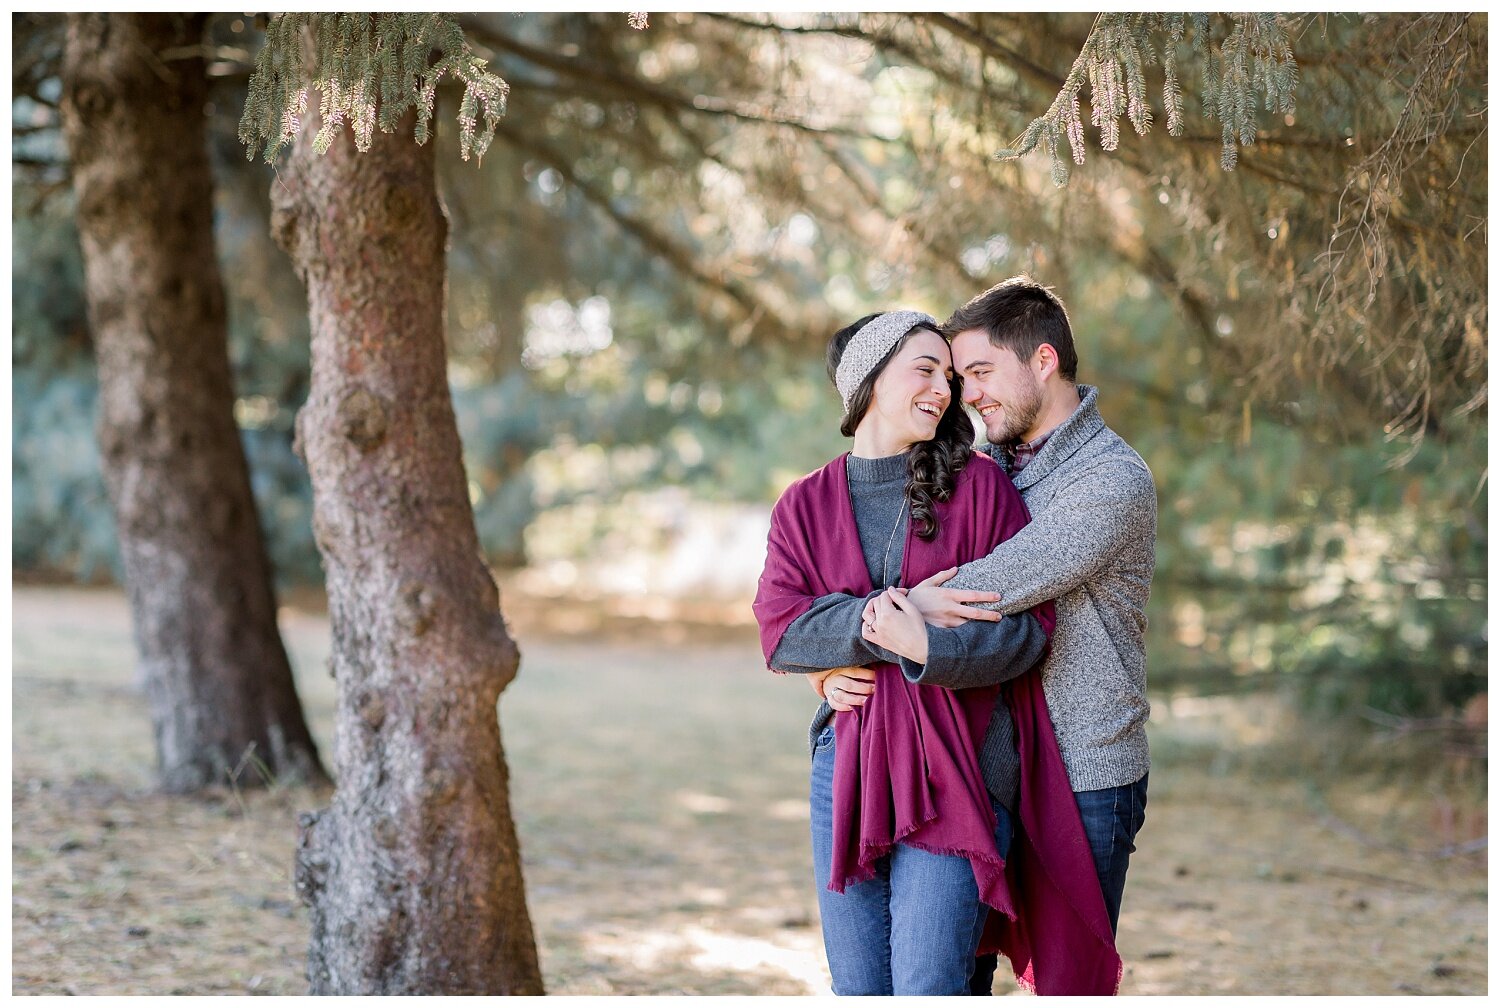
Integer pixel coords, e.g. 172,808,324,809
10,583,1488,996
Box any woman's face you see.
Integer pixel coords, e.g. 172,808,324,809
866,328,955,450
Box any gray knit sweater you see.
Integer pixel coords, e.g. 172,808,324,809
767,452,1049,811
944,384,1156,792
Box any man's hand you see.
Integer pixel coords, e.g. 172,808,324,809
804,667,836,696
822,667,877,711
861,587,930,664
893,567,1004,628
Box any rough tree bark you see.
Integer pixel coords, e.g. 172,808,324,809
270,102,543,992
59,13,326,793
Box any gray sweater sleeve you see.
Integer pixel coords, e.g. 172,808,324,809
771,588,1048,689
897,611,1050,688
768,591,901,673
945,459,1156,615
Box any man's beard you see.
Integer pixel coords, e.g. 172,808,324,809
993,376,1042,444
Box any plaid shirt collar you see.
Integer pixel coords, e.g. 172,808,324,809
1005,429,1054,474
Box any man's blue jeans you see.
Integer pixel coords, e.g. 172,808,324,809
809,723,1014,996
970,773,1149,994
1073,773,1149,933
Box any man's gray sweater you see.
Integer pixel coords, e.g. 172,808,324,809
767,452,1050,811
945,384,1156,793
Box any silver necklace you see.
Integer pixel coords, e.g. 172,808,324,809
879,509,905,587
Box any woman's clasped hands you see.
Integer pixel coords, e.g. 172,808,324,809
860,586,930,665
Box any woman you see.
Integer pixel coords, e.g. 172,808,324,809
753,311,1120,996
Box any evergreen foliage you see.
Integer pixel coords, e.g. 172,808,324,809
998,13,1298,183
11,195,119,581
238,13,509,162
805,12,1483,446
11,12,1486,724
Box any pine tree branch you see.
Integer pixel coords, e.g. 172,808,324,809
696,13,979,94
516,78,734,176
488,118,798,345
696,12,863,37
1229,156,1457,242
458,16,879,143
913,11,1071,95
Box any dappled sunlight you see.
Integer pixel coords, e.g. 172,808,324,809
523,486,772,606
579,928,680,972
688,887,728,907
678,925,830,995
580,924,830,995
675,791,733,815
11,586,1487,994
1162,691,1288,747
767,798,810,821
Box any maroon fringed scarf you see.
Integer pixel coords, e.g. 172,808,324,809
754,451,1122,996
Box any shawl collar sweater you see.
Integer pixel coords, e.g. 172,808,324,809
946,384,1156,792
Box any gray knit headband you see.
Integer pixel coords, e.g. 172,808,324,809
833,310,940,412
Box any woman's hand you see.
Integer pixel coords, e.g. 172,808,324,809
861,587,930,664
821,667,877,711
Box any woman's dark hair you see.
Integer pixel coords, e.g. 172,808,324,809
826,314,972,541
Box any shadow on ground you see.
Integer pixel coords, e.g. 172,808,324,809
10,585,1487,995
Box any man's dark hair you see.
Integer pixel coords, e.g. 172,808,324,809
943,276,1078,381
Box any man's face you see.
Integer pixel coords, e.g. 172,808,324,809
950,328,1043,445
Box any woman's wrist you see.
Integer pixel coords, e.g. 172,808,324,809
890,627,929,666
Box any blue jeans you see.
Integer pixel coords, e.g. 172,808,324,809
1073,773,1149,933
970,773,1149,994
810,723,1014,996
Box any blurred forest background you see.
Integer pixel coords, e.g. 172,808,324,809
10,11,1487,996
15,10,1485,733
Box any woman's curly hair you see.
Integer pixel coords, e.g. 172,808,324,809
827,314,972,541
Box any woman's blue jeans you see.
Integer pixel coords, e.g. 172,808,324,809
809,723,1013,996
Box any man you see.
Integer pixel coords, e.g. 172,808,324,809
901,276,1157,993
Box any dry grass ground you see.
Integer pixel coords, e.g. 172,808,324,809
10,583,1487,995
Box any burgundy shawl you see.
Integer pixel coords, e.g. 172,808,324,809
754,451,1121,996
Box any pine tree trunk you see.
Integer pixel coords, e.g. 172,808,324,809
270,103,543,993
59,13,327,793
